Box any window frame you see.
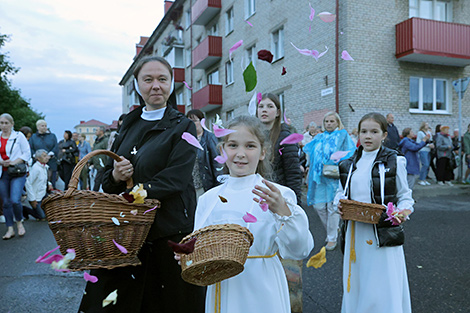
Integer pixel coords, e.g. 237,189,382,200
271,27,284,61
207,70,220,85
409,76,451,114
185,9,191,30
226,7,234,36
225,61,234,85
245,0,256,19
246,45,257,69
409,0,452,22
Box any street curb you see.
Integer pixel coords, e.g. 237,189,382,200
413,183,470,199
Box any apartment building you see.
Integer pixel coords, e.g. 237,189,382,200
120,0,470,135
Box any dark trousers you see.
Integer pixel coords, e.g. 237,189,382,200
436,157,452,182
78,234,206,313
93,168,104,192
58,162,74,190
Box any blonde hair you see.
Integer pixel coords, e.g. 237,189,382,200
36,119,47,127
419,122,428,132
0,113,14,126
322,111,344,131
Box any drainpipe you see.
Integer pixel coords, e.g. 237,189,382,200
190,5,193,110
335,0,339,113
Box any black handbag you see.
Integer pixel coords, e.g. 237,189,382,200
7,163,27,177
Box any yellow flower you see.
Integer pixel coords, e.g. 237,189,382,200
306,246,326,269
130,184,147,204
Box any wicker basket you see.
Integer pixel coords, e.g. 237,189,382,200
180,224,254,286
42,150,160,271
340,199,384,224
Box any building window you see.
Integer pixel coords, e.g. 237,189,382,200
409,0,452,22
185,9,191,29
409,77,449,113
271,27,284,61
87,128,89,133
78,129,82,133
277,92,285,116
226,110,234,121
226,7,234,35
207,23,218,36
165,47,184,68
246,45,256,69
207,70,220,85
245,0,256,18
186,89,192,107
225,61,234,85
197,79,203,91
176,90,184,105
186,48,191,67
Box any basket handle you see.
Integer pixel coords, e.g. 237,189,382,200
64,149,133,198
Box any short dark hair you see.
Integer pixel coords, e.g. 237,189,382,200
64,130,72,140
19,126,32,137
133,56,173,81
402,127,412,138
186,109,204,120
358,112,388,133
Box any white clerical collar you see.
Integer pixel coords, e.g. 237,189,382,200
141,106,166,121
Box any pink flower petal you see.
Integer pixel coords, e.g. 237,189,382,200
182,132,204,150
341,50,354,61
200,118,210,132
213,125,237,138
40,254,64,264
260,202,269,212
243,212,257,223
318,46,329,59
279,148,284,155
183,81,192,90
36,246,61,263
113,239,128,254
309,3,315,21
245,20,253,27
54,268,71,273
280,133,304,145
229,40,243,58
291,42,315,56
283,111,290,125
330,150,349,163
84,272,99,283
257,92,262,105
143,205,158,215
214,148,228,164
318,12,336,22
309,25,312,32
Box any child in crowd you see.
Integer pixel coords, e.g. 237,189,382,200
337,113,414,313
24,149,50,220
191,116,313,313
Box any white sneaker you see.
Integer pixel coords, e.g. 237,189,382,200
437,181,445,185
446,181,454,186
0,215,5,223
417,181,427,186
425,181,431,185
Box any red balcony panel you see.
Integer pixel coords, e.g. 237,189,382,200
173,68,185,89
177,105,186,114
193,84,222,112
396,17,470,67
192,36,222,69
192,0,221,25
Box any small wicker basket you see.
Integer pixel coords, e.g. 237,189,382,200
180,224,254,286
42,150,160,271
340,199,384,224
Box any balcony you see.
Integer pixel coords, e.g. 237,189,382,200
173,68,185,89
396,18,470,67
192,0,221,25
192,84,222,112
192,36,222,69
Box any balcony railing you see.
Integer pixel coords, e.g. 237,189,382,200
173,68,185,88
192,84,222,112
396,17,470,67
192,0,221,25
192,36,222,69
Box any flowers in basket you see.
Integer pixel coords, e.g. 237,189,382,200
121,184,147,204
385,202,411,226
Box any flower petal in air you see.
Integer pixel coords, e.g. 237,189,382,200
318,12,336,22
248,92,257,116
243,212,257,223
102,289,118,307
200,118,210,132
330,151,349,163
280,133,304,145
309,3,315,21
257,50,274,63
229,40,243,58
279,148,284,155
183,81,192,90
318,46,329,59
341,50,354,61
291,42,314,56
245,20,253,27
213,125,237,138
84,272,99,283
36,246,61,263
143,205,158,215
257,92,262,105
112,239,128,254
283,111,290,125
281,67,287,75
306,246,327,268
243,61,257,92
214,148,228,164
182,132,204,150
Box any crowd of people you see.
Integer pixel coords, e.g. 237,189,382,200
1,56,470,312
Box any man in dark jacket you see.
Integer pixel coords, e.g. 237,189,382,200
384,113,400,150
29,119,59,188
90,127,108,191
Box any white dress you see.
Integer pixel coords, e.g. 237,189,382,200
194,174,314,313
341,149,414,313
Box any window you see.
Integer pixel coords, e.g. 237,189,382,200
185,9,191,29
246,45,256,69
86,128,89,133
208,23,218,36
409,77,450,113
165,47,184,68
226,110,234,121
271,27,284,61
409,0,452,22
197,79,203,91
207,70,220,85
176,90,184,105
225,61,234,85
78,129,82,133
245,0,256,18
186,48,192,67
226,7,234,35
186,89,192,106
278,92,285,116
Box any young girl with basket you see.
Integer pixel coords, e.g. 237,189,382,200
192,116,313,313
336,113,414,313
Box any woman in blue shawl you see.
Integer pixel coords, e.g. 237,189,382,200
303,112,356,250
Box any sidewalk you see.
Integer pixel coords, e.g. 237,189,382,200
412,181,470,199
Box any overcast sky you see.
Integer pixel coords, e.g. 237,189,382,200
0,0,165,137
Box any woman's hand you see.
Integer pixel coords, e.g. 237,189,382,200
252,179,291,216
112,157,134,182
1,159,10,167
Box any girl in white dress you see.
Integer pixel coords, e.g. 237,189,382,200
193,116,313,313
336,113,414,313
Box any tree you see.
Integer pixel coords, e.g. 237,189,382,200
0,33,44,132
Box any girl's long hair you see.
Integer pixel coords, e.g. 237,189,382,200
258,93,282,153
222,116,272,179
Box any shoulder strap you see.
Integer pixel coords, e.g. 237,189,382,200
378,163,385,206
342,164,354,198
10,136,17,155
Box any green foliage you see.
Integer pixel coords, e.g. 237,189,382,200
0,33,44,132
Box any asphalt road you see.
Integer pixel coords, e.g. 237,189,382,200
0,184,469,313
